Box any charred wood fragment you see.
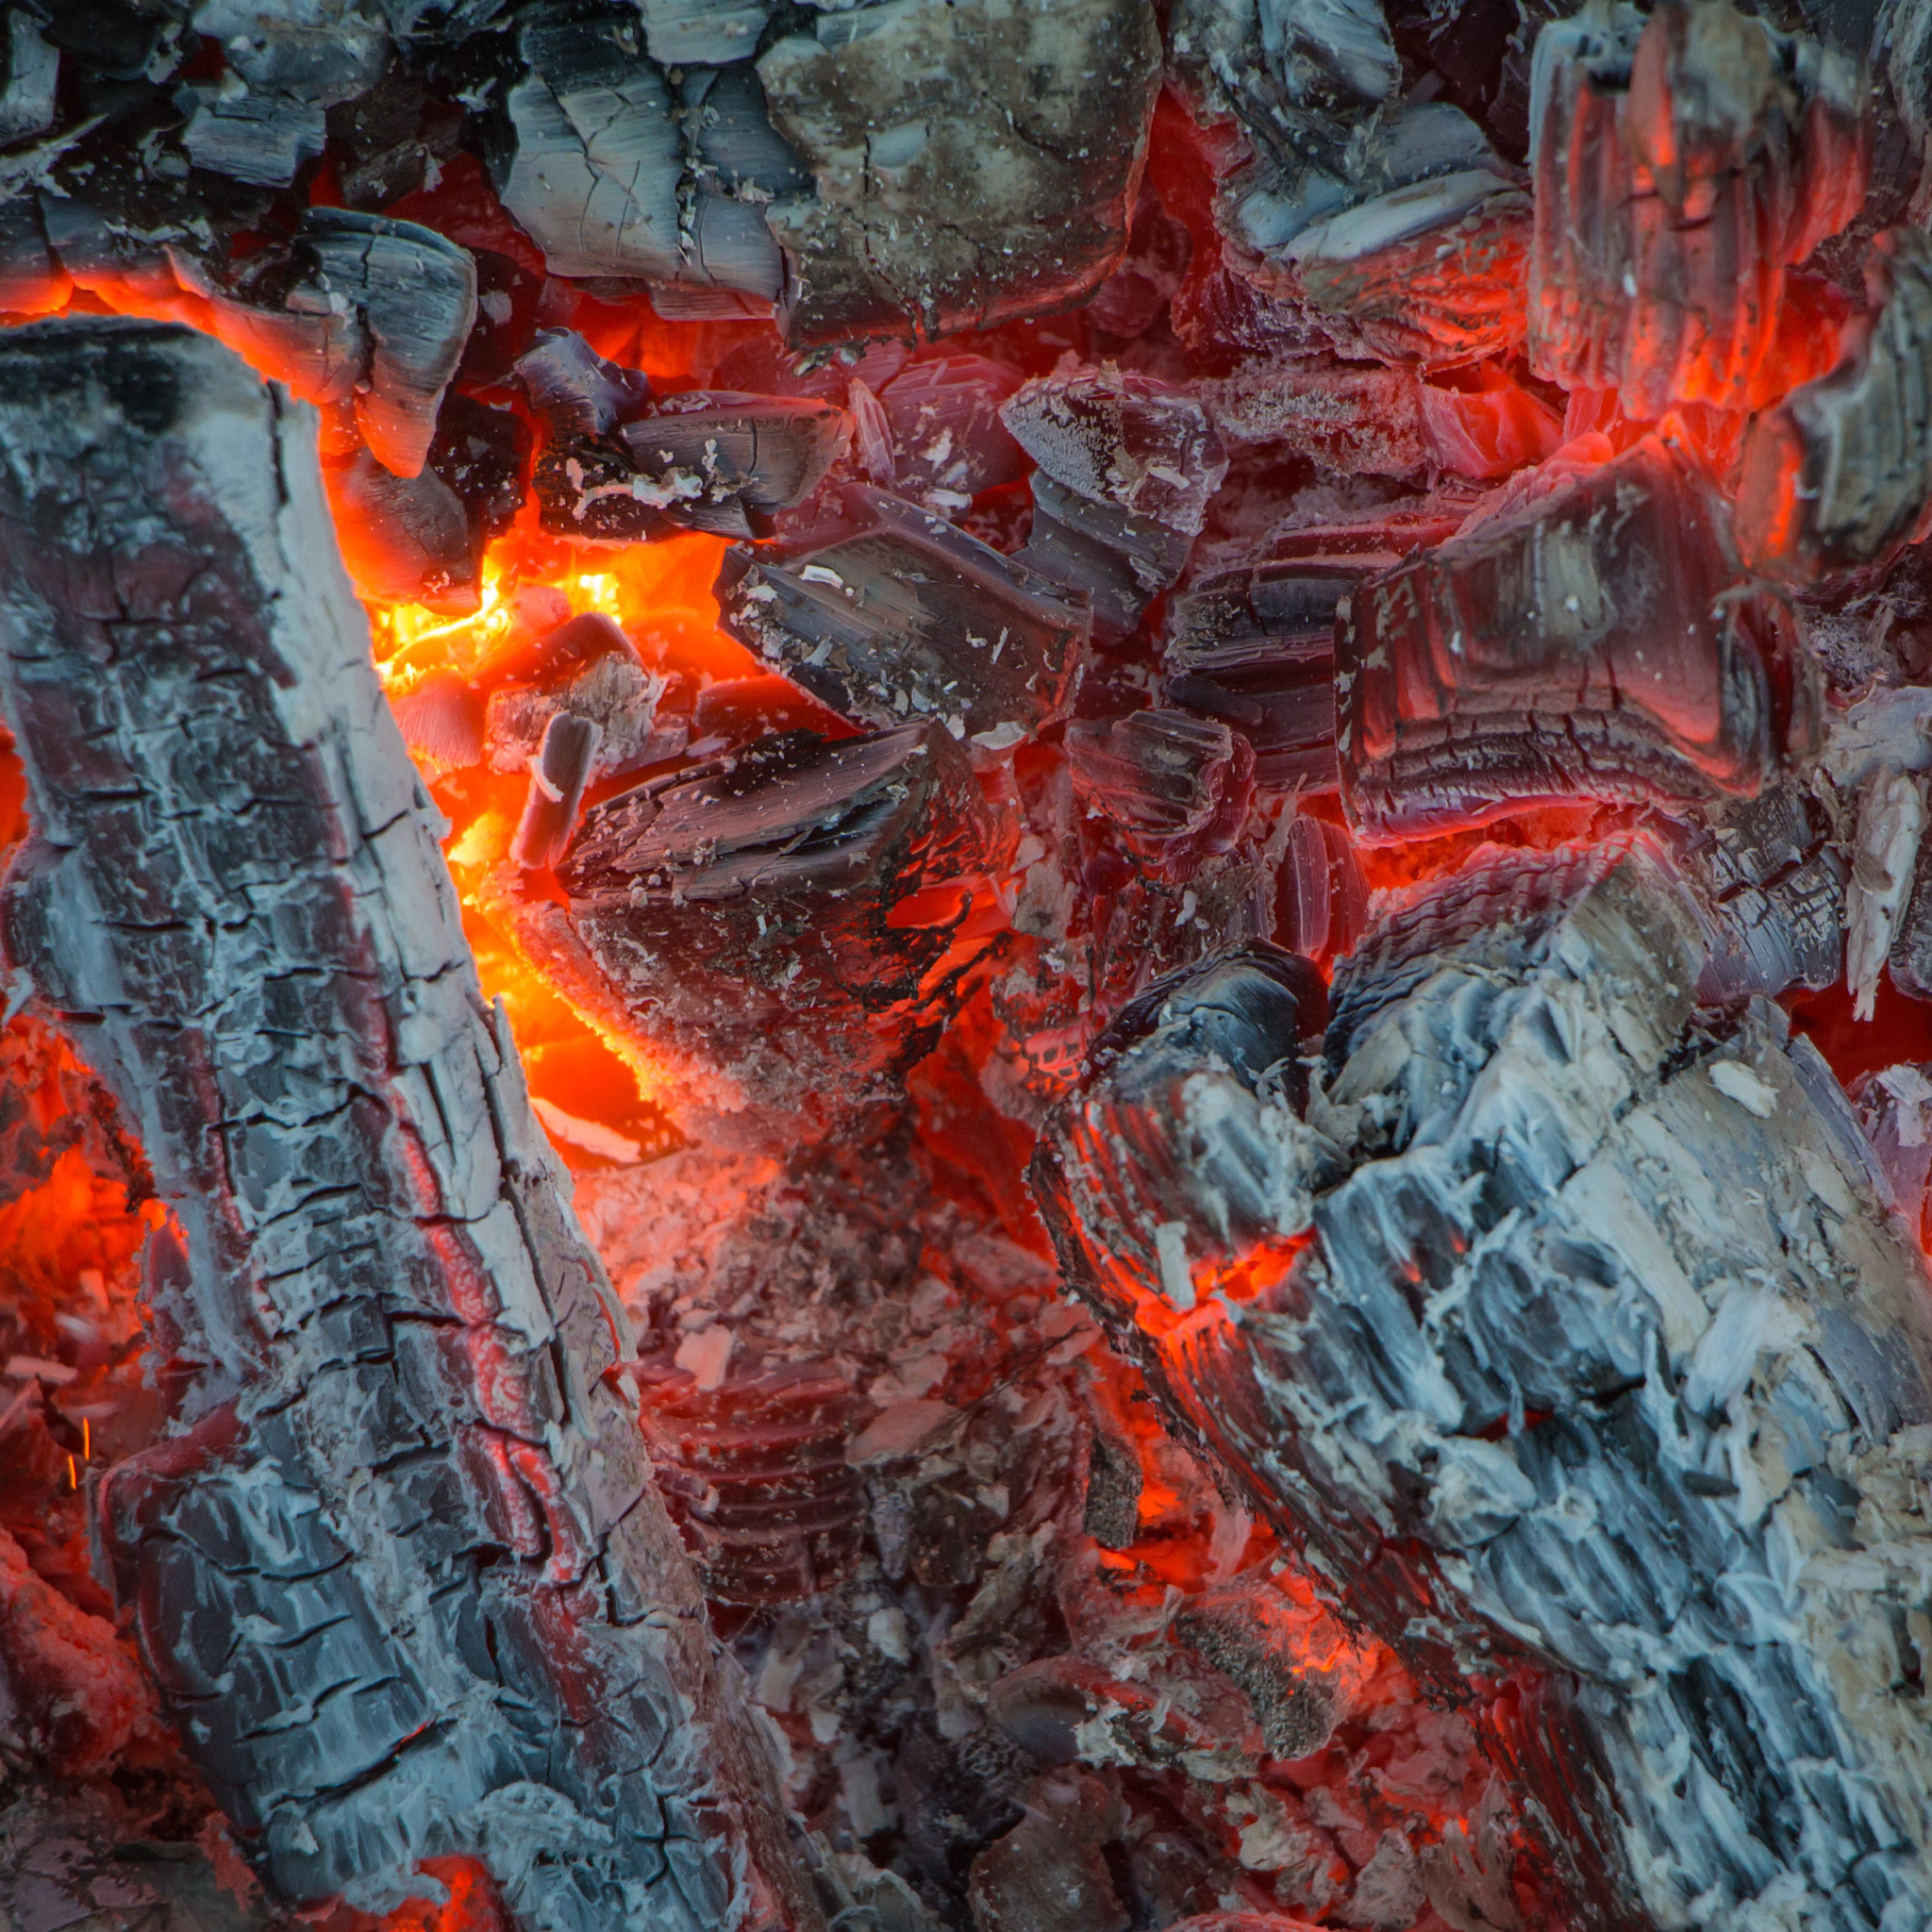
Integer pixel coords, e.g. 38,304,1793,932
1527,0,1867,419
756,0,1161,344
504,724,991,1141
1736,227,1932,585
717,486,1090,743
1065,711,1254,881
0,320,816,1932
1034,838,1932,1931
1337,438,1820,840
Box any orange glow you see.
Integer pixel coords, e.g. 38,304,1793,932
0,1145,149,1330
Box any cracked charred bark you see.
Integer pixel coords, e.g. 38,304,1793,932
0,319,818,1932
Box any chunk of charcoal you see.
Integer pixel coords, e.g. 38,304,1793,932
1527,0,1867,419
967,1771,1127,1932
1850,1063,1932,1235
635,1360,866,1605
516,326,655,439
1163,562,1351,791
426,390,528,539
491,609,637,689
508,724,991,1141
1034,837,1932,1931
1662,784,1848,1000
512,712,602,869
489,646,684,786
1885,804,1932,1002
1088,186,1194,340
641,0,770,65
877,356,1026,510
179,85,329,186
1067,711,1254,880
1173,1579,1371,1759
1843,768,1926,1018
325,445,478,610
0,319,815,1932
1735,228,1932,586
1082,1429,1143,1550
1004,367,1227,641
298,209,477,476
391,672,487,778
680,64,807,302
1274,812,1366,961
0,13,60,147
503,10,683,283
1203,355,1430,478
717,485,1089,742
615,392,849,537
756,0,1161,343
1338,438,1820,840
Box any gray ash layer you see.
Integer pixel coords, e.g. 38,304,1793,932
0,321,816,1932
1035,840,1932,1932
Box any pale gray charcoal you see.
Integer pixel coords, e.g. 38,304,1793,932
717,485,1090,743
0,319,818,1932
616,391,850,538
681,64,808,301
641,0,769,64
1035,839,1932,1932
488,655,685,787
298,209,477,478
512,713,603,870
1845,766,1926,1018
0,11,59,147
179,86,328,185
757,0,1161,344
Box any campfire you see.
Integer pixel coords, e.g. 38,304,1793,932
5,3,1932,1931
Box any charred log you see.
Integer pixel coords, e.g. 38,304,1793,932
1033,838,1932,1932
0,320,816,1932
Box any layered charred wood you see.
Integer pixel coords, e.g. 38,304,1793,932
717,486,1090,742
1065,711,1254,881
502,724,991,1143
1527,0,1867,419
756,0,1161,343
1033,839,1932,1931
0,320,816,1932
1337,438,1820,840
1736,227,1932,585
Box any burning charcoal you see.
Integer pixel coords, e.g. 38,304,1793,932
1066,711,1255,880
1735,228,1932,586
0,12,58,147
516,326,655,439
1089,186,1194,340
635,1361,866,1605
681,64,811,301
877,357,1026,511
756,0,1161,343
298,208,477,476
1274,812,1366,962
1005,368,1228,641
0,319,815,1932
503,11,683,283
1035,838,1932,1931
1851,1063,1932,1237
1527,0,1867,420
1665,783,1848,1001
1082,1429,1143,1550
967,1770,1128,1932
642,0,771,66
615,392,850,538
489,641,684,788
1844,767,1926,1019
1884,800,1932,1003
1204,357,1429,479
325,444,477,610
1163,562,1351,791
425,394,531,575
718,486,1089,742
506,724,991,1140
511,712,602,870
1173,1579,1373,1759
391,672,487,779
179,85,329,185
1338,438,1820,840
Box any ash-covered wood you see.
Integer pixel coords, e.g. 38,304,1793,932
756,0,1162,343
1035,840,1932,1932
1338,438,1820,839
0,320,816,1932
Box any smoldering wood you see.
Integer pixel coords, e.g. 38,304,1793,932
716,486,1090,742
1034,839,1932,1932
1526,0,1866,420
756,0,1162,344
1736,227,1932,586
1064,711,1254,881
1337,438,1820,840
502,723,991,1143
0,319,817,1932
512,713,603,871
